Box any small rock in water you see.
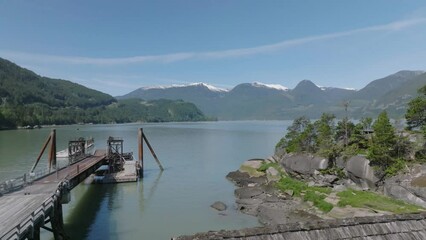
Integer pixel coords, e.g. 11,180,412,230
211,201,227,211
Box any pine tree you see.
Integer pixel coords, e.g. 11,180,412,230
276,116,320,153
406,85,426,138
368,111,397,170
315,113,338,161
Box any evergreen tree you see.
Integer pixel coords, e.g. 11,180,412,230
405,85,426,138
276,117,315,153
336,118,354,146
368,111,397,170
315,113,338,161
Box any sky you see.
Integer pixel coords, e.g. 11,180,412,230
1,0,426,96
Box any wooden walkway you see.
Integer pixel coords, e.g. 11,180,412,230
0,151,107,240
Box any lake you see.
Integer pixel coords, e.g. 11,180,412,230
0,121,290,239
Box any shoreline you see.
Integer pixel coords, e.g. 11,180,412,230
225,155,426,226
175,155,426,239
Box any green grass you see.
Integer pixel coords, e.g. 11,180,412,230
275,176,333,212
337,189,424,214
276,176,308,196
239,165,264,177
303,190,334,213
257,162,281,172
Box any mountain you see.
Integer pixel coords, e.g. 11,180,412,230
120,80,355,120
0,58,209,129
290,80,328,105
121,70,426,120
216,83,291,119
352,70,424,102
0,58,116,108
322,87,356,102
119,83,227,116
352,72,426,117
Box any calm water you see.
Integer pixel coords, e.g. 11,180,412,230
0,121,290,239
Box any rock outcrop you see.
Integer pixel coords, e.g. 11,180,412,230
227,159,320,226
344,155,380,189
384,164,426,208
279,153,380,189
280,153,328,177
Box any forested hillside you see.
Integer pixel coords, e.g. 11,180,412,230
0,58,115,108
0,58,209,129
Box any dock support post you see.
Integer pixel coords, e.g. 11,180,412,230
31,226,40,240
51,197,68,240
30,132,52,173
138,128,144,177
48,129,57,172
142,132,164,171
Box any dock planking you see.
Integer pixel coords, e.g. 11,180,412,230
0,194,53,238
102,160,138,183
0,152,108,240
0,129,161,239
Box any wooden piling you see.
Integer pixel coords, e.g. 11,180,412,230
48,129,57,171
30,133,52,173
31,226,40,240
138,128,144,177
51,196,68,240
142,133,164,171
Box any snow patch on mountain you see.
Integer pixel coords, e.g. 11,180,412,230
317,85,357,91
252,82,289,91
142,82,229,92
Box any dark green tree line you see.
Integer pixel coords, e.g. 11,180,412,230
276,110,415,178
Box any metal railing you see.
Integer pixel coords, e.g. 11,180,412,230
0,175,26,195
0,152,96,196
0,167,51,195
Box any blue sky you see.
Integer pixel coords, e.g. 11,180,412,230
1,0,426,96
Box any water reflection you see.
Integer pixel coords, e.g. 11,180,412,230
61,171,163,239
143,170,163,210
63,184,117,239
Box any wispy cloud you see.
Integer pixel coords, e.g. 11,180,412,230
1,17,426,65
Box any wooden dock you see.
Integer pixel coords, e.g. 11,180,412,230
0,151,108,240
102,160,139,183
0,128,162,240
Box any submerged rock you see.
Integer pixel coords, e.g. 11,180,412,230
210,201,227,211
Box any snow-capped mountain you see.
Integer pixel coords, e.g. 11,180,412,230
251,82,289,91
142,82,229,92
119,71,425,120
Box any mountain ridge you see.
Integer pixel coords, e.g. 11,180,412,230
120,71,426,120
0,58,209,129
